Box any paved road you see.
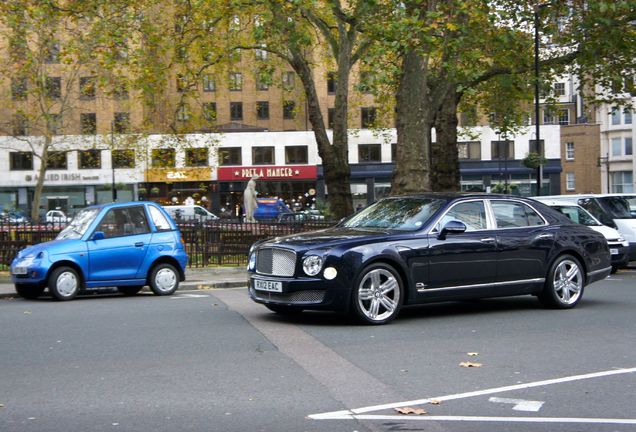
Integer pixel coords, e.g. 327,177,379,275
1,270,635,432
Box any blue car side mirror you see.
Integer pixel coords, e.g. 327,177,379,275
92,231,105,241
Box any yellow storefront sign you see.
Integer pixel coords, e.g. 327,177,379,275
145,167,212,182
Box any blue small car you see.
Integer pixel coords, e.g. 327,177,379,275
10,202,188,301
253,198,292,221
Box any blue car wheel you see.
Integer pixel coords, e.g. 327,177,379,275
49,266,80,301
149,263,179,296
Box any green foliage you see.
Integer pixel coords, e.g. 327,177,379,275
522,152,547,169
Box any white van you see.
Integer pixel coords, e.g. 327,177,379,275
533,197,630,271
162,205,218,223
535,194,636,262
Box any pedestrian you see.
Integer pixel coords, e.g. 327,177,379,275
356,203,363,212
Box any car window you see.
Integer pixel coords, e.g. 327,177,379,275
491,201,545,228
149,206,172,231
342,197,445,231
96,206,150,238
436,201,487,232
554,205,600,226
195,207,207,216
597,197,634,219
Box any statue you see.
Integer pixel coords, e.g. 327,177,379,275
243,175,259,222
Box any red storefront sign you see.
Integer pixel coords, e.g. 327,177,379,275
218,165,317,181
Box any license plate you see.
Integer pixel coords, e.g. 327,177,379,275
610,248,619,255
254,279,282,292
12,266,27,275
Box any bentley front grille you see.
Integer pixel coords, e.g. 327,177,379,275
250,287,326,304
255,247,296,277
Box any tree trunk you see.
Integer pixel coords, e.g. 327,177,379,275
392,50,433,194
431,88,460,191
30,136,51,222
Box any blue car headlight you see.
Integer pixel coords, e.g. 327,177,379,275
302,255,323,276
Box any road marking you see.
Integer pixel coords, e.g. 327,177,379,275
309,366,636,422
171,293,210,299
315,414,636,425
489,397,544,412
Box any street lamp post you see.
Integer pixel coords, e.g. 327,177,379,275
111,121,117,202
534,4,543,196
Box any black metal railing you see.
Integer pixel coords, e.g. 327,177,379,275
0,219,336,269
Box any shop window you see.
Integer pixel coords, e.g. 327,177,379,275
112,150,135,168
252,146,275,165
491,140,514,160
81,113,97,135
10,152,33,170
256,101,269,120
458,141,481,160
78,149,101,169
218,147,241,165
283,101,295,120
46,77,61,99
47,151,67,169
186,148,208,167
113,112,130,133
152,149,175,168
358,144,381,163
11,77,27,101
79,76,96,100
285,146,308,164
361,107,376,128
230,102,243,121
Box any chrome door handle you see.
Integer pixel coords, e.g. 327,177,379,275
536,234,554,239
480,237,496,243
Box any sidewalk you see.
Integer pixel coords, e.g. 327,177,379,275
0,266,247,299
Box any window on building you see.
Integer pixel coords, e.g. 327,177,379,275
327,72,337,94
327,108,335,129
358,72,374,94
611,137,622,156
256,101,269,120
113,112,130,133
11,77,27,101
558,108,569,125
285,146,308,164
78,149,101,169
47,114,62,135
460,107,477,127
80,113,97,135
361,107,377,128
113,81,129,100
79,76,96,100
391,143,397,161
610,137,632,157
565,142,575,160
47,151,67,169
46,77,61,99
218,147,241,165
112,149,135,168
203,75,216,92
553,82,565,96
626,138,633,156
203,102,217,122
458,141,481,160
151,149,175,168
529,139,544,155
9,152,33,170
283,101,296,120
230,102,243,121
186,148,208,167
13,114,28,136
176,104,191,122
611,107,621,125
543,109,557,125
624,108,632,125
566,172,576,191
229,72,242,91
252,146,275,165
176,74,189,92
44,41,60,63
282,71,295,90
255,45,268,61
491,140,514,159
611,171,633,193
256,73,270,91
358,144,381,162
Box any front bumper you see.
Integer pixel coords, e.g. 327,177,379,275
10,259,49,284
609,243,630,268
248,273,350,312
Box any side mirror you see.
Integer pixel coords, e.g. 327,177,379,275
438,220,467,239
92,231,105,241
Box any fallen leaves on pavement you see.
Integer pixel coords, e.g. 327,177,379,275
395,407,427,415
459,361,482,368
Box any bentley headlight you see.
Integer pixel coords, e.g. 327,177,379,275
247,252,257,271
302,255,323,276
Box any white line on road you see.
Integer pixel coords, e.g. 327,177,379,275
170,293,210,299
309,366,636,422
489,397,544,412
323,415,636,425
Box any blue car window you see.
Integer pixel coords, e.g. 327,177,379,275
149,206,172,231
96,206,150,238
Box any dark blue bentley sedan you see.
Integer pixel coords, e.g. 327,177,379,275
10,202,188,301
247,194,612,324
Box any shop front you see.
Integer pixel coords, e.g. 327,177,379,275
142,167,214,209
217,165,318,217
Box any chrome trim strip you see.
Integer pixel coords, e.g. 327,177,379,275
417,277,545,293
588,266,612,277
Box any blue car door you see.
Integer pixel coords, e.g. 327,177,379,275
87,205,152,281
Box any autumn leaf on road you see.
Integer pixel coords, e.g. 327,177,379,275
459,361,482,368
395,407,427,415
429,400,441,405
467,352,479,356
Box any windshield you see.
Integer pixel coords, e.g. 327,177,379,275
553,205,600,226
56,208,100,240
341,197,445,231
598,197,635,219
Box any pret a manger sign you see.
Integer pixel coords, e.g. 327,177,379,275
218,165,317,181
